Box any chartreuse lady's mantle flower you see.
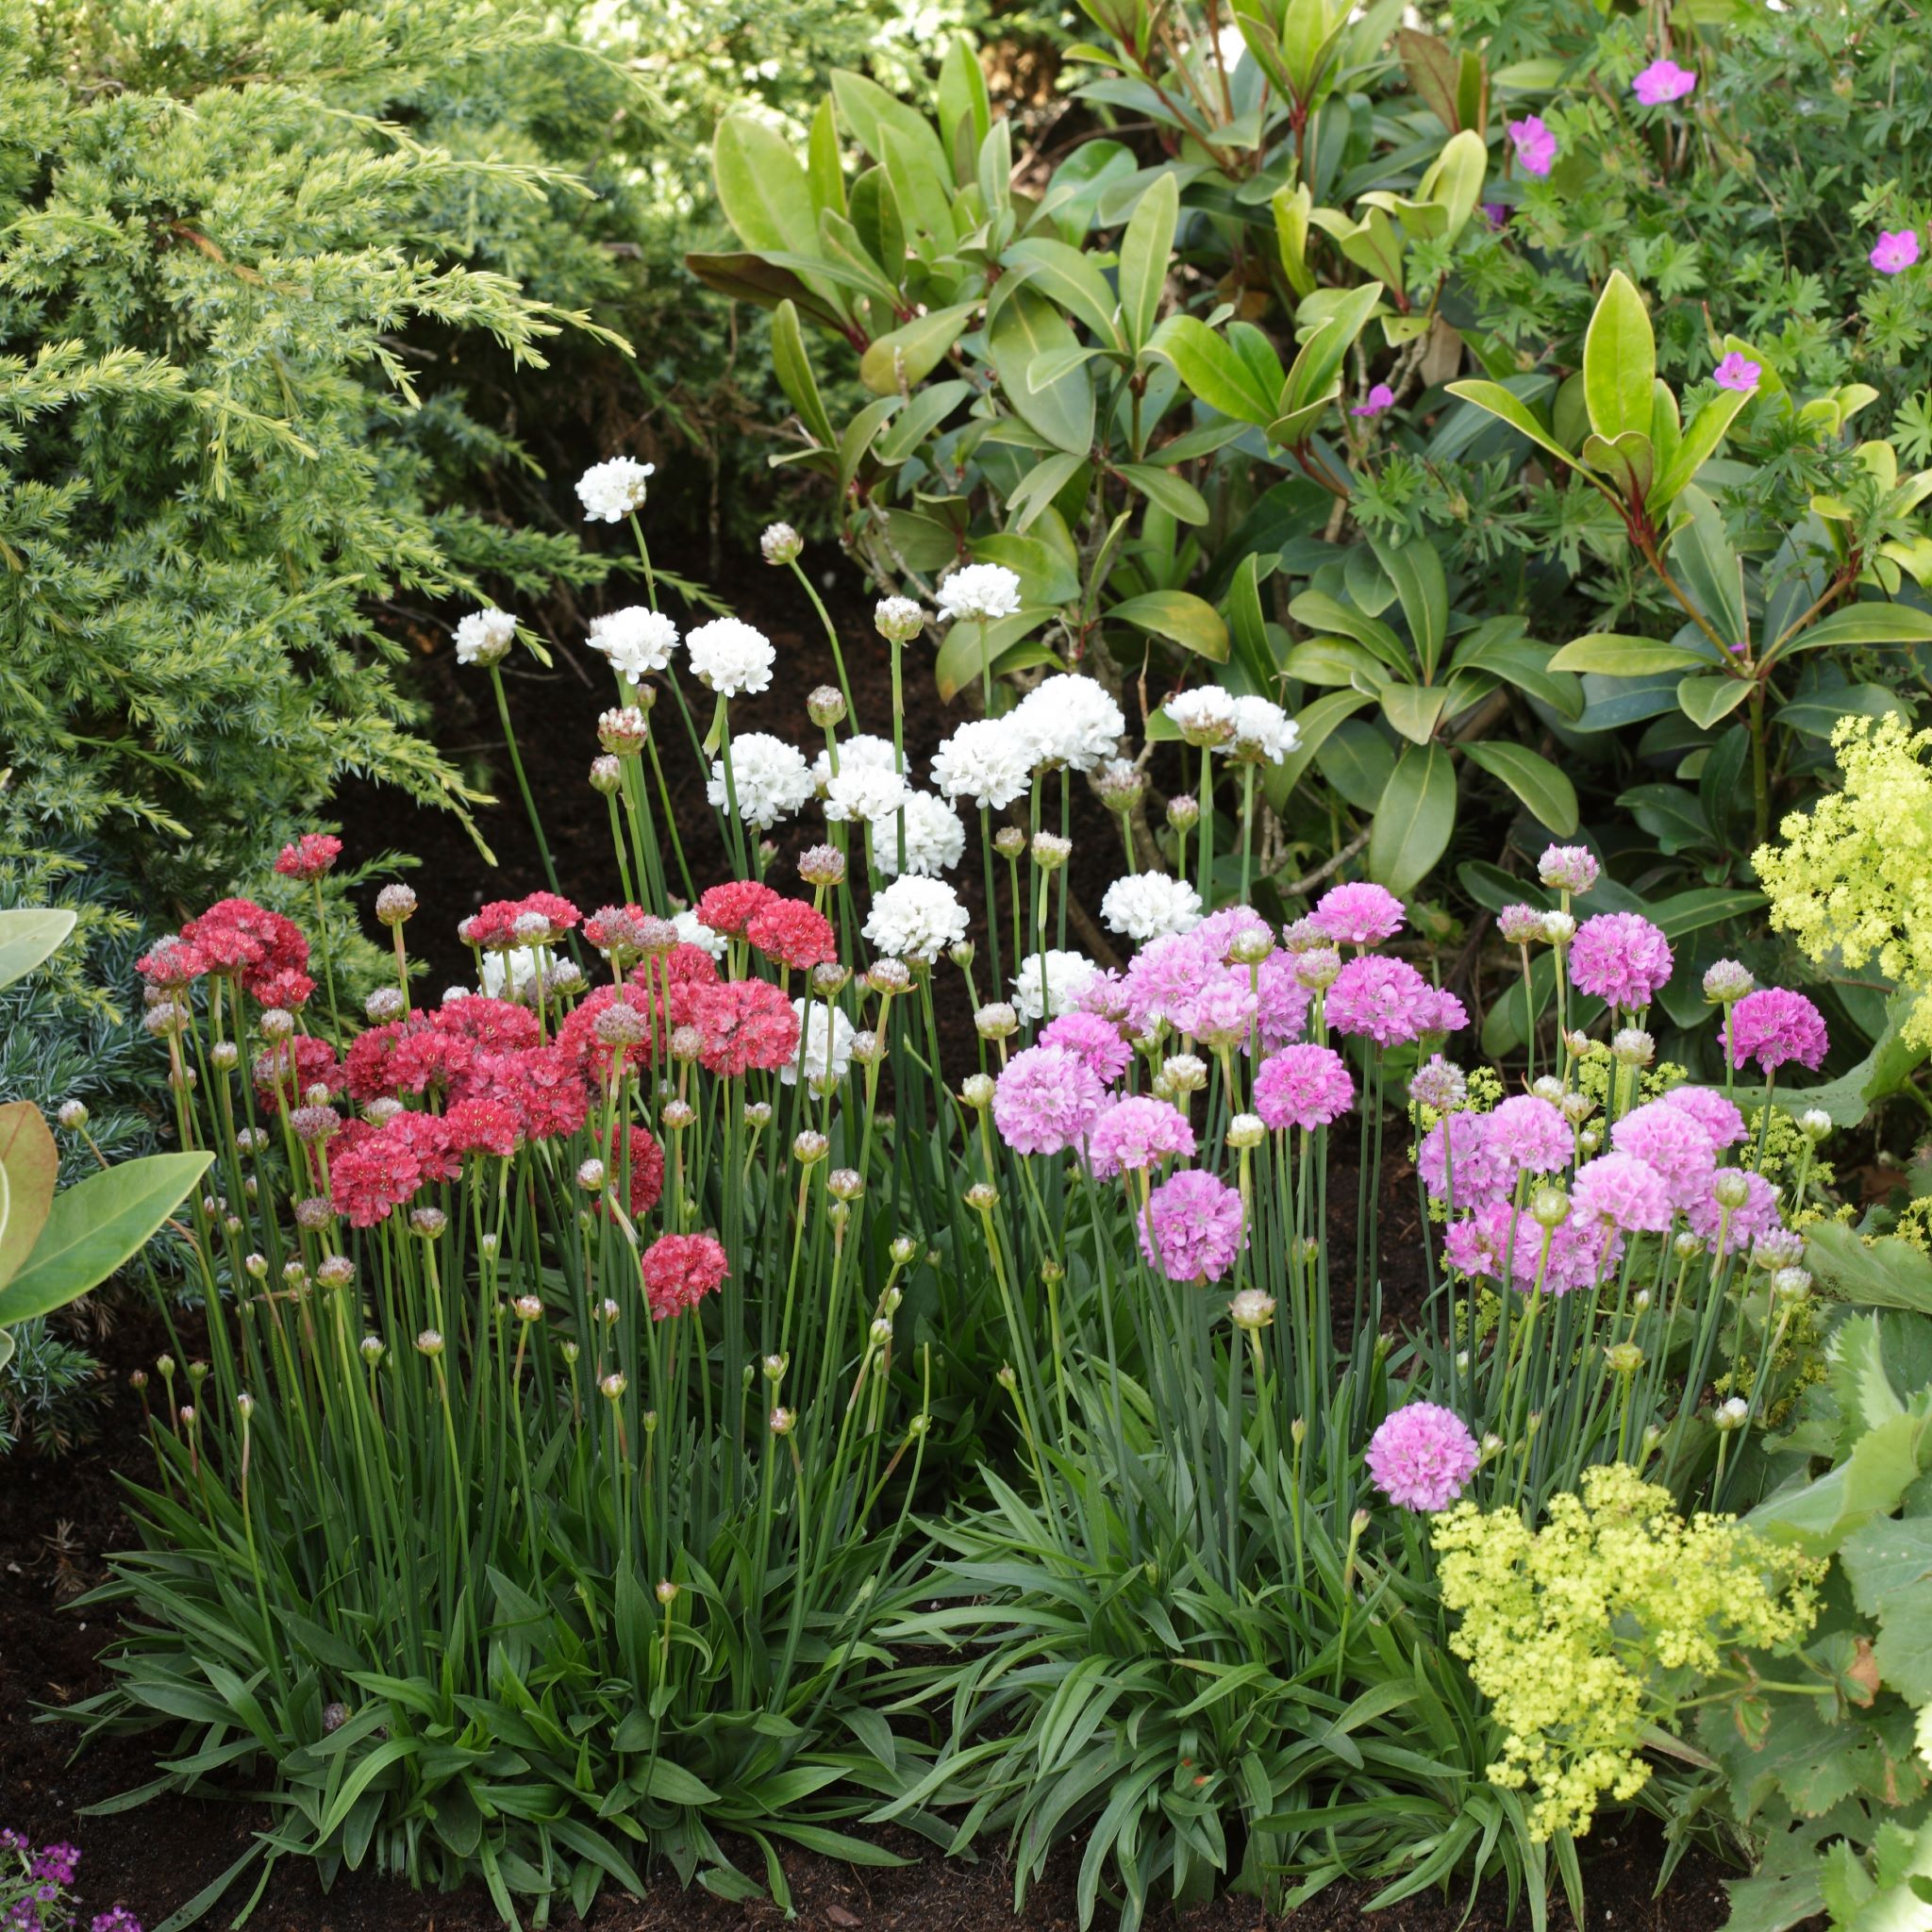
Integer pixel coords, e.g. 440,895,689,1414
1433,1465,1820,1840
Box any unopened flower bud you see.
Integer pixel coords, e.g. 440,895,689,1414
1165,793,1200,831
1531,1074,1564,1103
1605,1341,1643,1374
1294,947,1341,991
889,1235,917,1265
1031,831,1072,871
1774,1266,1811,1302
769,1405,795,1436
601,1372,627,1400
1096,758,1143,812
867,959,912,996
655,1578,680,1606
1800,1108,1831,1141
1162,1053,1208,1093
1530,1185,1570,1228
409,1207,447,1238
869,1317,893,1348
974,1002,1019,1041
375,884,416,926
1541,910,1575,944
874,596,924,643
1226,1112,1265,1149
798,843,845,887
1702,959,1754,1004
827,1168,864,1202
359,1336,385,1366
478,1232,500,1260
576,1158,608,1191
55,1098,89,1130
416,1329,444,1357
1611,1026,1655,1067
1713,1171,1752,1210
316,1255,355,1290
514,1294,543,1324
965,1182,999,1212
760,521,803,565
948,940,975,969
1228,1288,1275,1331
807,685,847,728
1714,1395,1749,1431
1229,927,1274,967
589,754,623,795
793,1130,828,1165
597,706,649,756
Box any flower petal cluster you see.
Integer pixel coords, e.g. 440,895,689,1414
1084,1095,1195,1176
874,791,967,878
935,562,1023,624
992,1044,1107,1156
864,876,969,962
931,718,1031,809
1253,1043,1354,1130
1326,955,1439,1047
1367,1403,1479,1511
1010,949,1097,1022
686,617,774,696
1136,1169,1245,1282
641,1232,728,1320
1310,882,1405,946
708,733,814,827
1012,675,1124,773
1727,988,1827,1074
576,457,654,521
589,606,678,677
1567,912,1674,1011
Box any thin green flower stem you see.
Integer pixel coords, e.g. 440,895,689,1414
489,664,565,902
978,808,1005,995
1057,769,1071,955
889,637,908,875
309,877,343,1043
789,557,857,727
1198,742,1215,906
627,510,658,611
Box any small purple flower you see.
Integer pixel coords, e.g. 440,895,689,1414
1352,383,1395,418
1311,881,1407,947
92,1913,145,1932
1871,229,1921,275
1507,116,1558,176
1567,911,1674,1012
1418,986,1469,1038
1367,1402,1480,1510
1137,1169,1246,1283
1417,1109,1510,1208
1253,1043,1355,1131
1714,352,1761,393
30,1843,80,1887
1537,843,1599,895
1727,988,1828,1074
1632,58,1697,105
1085,1095,1196,1178
1480,202,1510,231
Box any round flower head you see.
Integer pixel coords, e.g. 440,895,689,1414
874,595,925,642
1631,57,1697,104
686,978,802,1075
1253,1043,1355,1131
1409,1054,1467,1112
1254,952,1313,1052
706,733,814,828
1507,115,1557,175
935,562,1023,624
480,945,541,1002
1084,1095,1196,1177
1657,1083,1748,1149
454,607,516,667
744,897,836,970
1226,695,1299,763
874,791,967,879
1040,1009,1134,1086
824,761,909,825
1537,844,1599,895
1011,948,1098,1023
1101,872,1203,942
1483,1094,1574,1174
1727,988,1828,1074
275,832,341,882
1688,1168,1783,1254
589,606,678,677
641,1231,728,1320
1570,1152,1674,1234
576,456,654,522
864,875,969,962
1163,686,1237,748
782,997,856,1088
759,521,802,564
1872,229,1921,275
1311,881,1405,947
1351,384,1395,418
1567,912,1674,1011
1714,353,1761,394
931,717,1032,809
1137,1169,1245,1283
1610,1098,1718,1213
1175,967,1259,1048
1703,958,1755,1004
1418,1110,1510,1208
1498,903,1546,944
992,1044,1107,1156
1012,674,1125,773
686,616,774,697
1366,1403,1479,1511
811,732,898,791
1326,954,1439,1047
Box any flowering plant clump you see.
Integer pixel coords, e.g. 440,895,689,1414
1433,1465,1820,1839
0,1833,139,1932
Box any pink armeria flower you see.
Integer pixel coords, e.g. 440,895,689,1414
1326,955,1438,1047
1570,1152,1673,1233
329,1119,427,1228
1498,904,1546,944
693,880,781,937
641,1232,729,1320
1687,1170,1783,1256
1417,1110,1510,1208
1483,1094,1574,1174
1507,116,1557,176
1074,969,1132,1024
745,897,838,971
1727,988,1828,1074
1193,907,1274,959
992,1045,1107,1158
1567,912,1674,1011
1311,882,1406,947
1443,1202,1542,1283
1253,1043,1355,1131
1609,1098,1717,1213
1418,986,1470,1038
1085,1095,1196,1177
274,833,342,882
1351,383,1395,418
1657,1084,1747,1149
1631,58,1696,105
1366,1402,1479,1511
1871,229,1921,275
1040,1010,1134,1086
1175,967,1259,1047
1714,353,1760,393
1254,953,1312,1052
686,978,801,1076
1121,931,1213,1037
1136,1169,1246,1283
1537,844,1599,895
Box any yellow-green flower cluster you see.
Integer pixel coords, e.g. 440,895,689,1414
1433,1464,1821,1840
1756,715,1932,1047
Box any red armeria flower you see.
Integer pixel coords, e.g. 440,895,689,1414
252,1035,341,1111
584,904,653,962
640,1231,729,1320
182,899,310,1000
136,935,207,988
443,1096,521,1158
432,995,541,1054
388,1025,476,1097
745,897,837,972
389,1108,458,1184
274,834,343,882
329,1119,425,1227
606,1124,666,1218
477,1043,591,1141
461,892,582,950
686,978,800,1076
516,891,582,938
345,1021,411,1102
694,880,781,937
252,968,315,1010
555,983,661,1083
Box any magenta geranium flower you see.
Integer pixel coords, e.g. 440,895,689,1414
1352,383,1395,418
1727,988,1828,1074
1632,58,1697,105
1714,352,1760,393
1366,1402,1479,1511
1872,229,1921,275
1507,116,1557,176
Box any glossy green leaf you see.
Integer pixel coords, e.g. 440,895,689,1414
974,534,1081,608
0,1151,211,1328
1369,742,1456,896
1579,428,1653,505
1005,237,1124,349
1282,283,1384,414
991,291,1094,455
937,35,993,173
1115,462,1208,525
1006,452,1087,533
1768,598,1932,662
1670,488,1750,651
1462,741,1578,833
1441,379,1575,470
1380,683,1448,744
0,1102,58,1291
1582,270,1656,443
1368,535,1447,680
1118,171,1177,353
933,609,1052,701
830,69,951,182
1267,689,1374,800
683,252,847,332
1677,674,1752,729
0,908,75,992
1774,684,1912,738
1548,633,1715,675
1647,381,1752,514
1148,316,1274,426
858,303,976,396
1107,590,1228,660
806,98,847,218
1287,589,1413,676
770,302,836,449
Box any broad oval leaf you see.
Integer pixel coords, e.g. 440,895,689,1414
1118,171,1177,353
1115,462,1208,525
1107,590,1229,660
1380,682,1449,744
0,1102,58,1291
1549,633,1715,676
1770,598,1932,661
933,609,1052,701
1147,315,1274,426
1462,741,1578,834
1677,674,1752,729
1368,742,1457,896
991,291,1095,455
1582,270,1656,444
1441,379,1574,470
858,303,977,396
0,908,76,992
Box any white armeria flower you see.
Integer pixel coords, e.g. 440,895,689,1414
706,733,814,828
1012,674,1126,773
576,457,655,523
863,876,969,962
672,910,726,960
1101,872,1204,941
874,791,967,879
454,607,517,667
1228,695,1300,763
811,733,900,790
931,718,1032,809
824,762,909,824
781,997,857,1087
480,945,541,1000
1011,949,1099,1023
935,562,1024,625
1163,685,1239,746
686,617,774,697
588,606,678,678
